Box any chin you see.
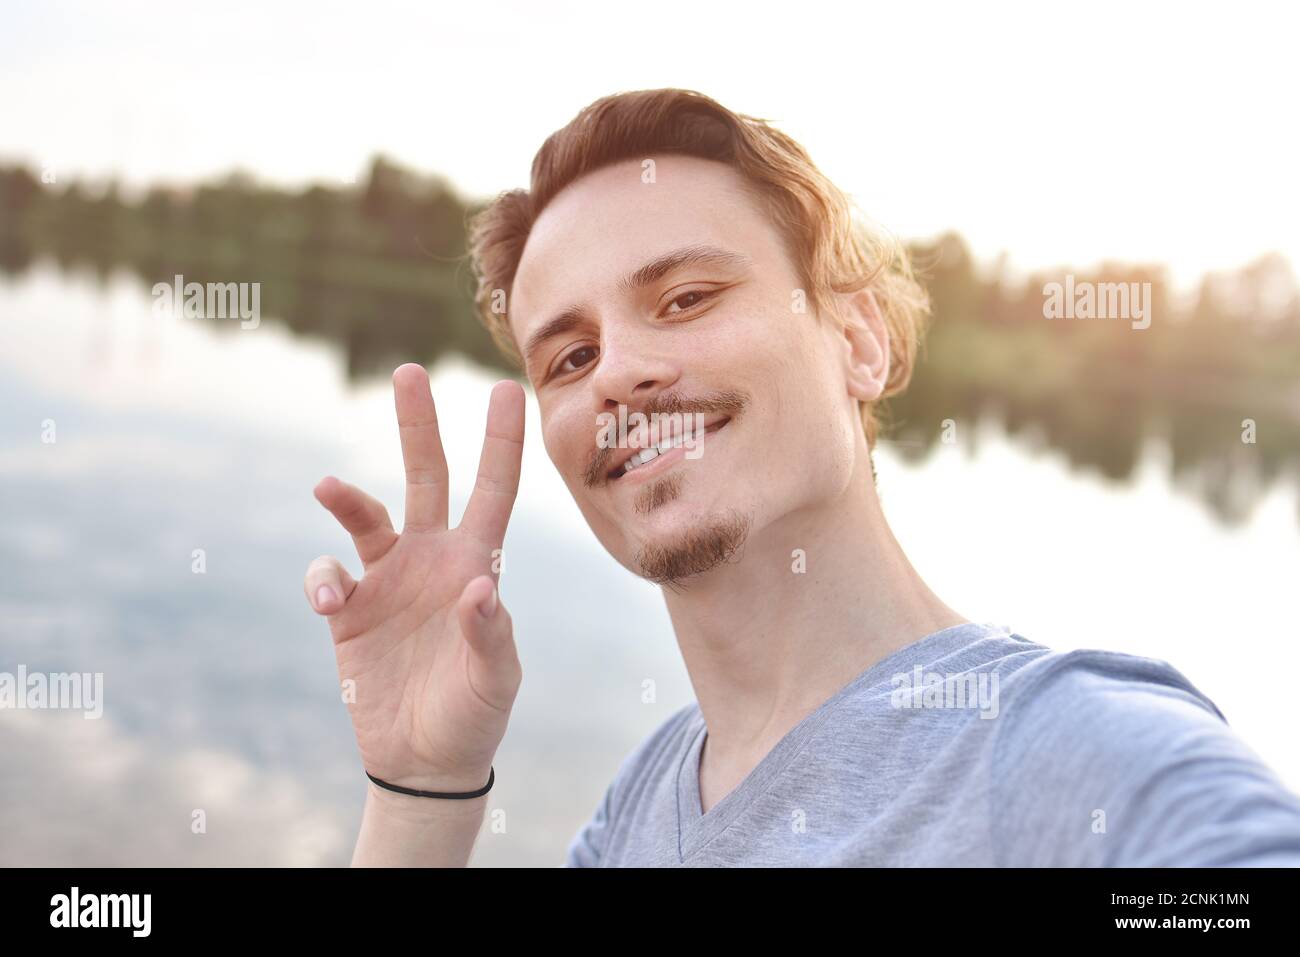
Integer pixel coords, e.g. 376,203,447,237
628,502,754,587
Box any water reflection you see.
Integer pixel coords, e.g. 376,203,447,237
2,158,1297,528
3,172,1300,866
0,267,692,865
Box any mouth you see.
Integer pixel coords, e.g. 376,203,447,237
605,415,731,485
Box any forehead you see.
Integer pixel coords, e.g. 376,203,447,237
508,154,781,347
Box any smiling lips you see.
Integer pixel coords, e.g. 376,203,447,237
605,415,731,482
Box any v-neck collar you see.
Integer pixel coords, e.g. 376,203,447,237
673,621,1005,862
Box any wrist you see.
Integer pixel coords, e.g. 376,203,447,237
354,785,488,867
364,779,489,823
368,765,494,798
363,766,494,816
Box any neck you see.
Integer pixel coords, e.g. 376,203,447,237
661,449,967,769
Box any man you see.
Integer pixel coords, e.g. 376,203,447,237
303,88,1300,866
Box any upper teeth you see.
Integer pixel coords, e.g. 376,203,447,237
622,427,698,474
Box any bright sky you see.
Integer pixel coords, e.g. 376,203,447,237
2,0,1297,290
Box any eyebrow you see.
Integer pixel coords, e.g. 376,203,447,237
521,243,753,371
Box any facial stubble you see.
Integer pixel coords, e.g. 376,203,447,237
633,473,752,587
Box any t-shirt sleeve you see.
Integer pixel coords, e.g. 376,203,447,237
992,649,1300,866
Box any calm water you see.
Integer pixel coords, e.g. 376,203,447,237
2,264,1298,866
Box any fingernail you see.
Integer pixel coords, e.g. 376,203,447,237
316,584,338,610
477,583,498,618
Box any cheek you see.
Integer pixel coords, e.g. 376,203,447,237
544,400,624,507
746,312,836,415
541,402,589,481
745,300,839,378
753,317,857,491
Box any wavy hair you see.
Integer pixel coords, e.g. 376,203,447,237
466,88,930,449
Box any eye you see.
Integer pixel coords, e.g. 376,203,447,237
554,344,598,377
663,288,718,317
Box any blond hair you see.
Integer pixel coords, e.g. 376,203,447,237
467,88,930,449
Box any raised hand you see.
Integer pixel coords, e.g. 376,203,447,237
304,364,525,794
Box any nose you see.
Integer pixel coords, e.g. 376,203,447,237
589,323,681,417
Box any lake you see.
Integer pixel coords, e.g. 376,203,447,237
2,263,1297,866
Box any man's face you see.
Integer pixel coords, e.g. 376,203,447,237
509,154,867,584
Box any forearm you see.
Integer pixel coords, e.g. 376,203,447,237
352,782,489,867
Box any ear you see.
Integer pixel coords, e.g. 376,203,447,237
837,288,890,403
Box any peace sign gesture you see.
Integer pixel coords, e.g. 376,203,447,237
304,364,525,794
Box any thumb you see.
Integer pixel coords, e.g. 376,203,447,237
457,576,520,704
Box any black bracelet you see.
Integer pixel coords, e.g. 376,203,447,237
366,767,494,800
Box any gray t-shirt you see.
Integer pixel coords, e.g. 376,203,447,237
564,621,1300,866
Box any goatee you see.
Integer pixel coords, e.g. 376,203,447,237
635,508,752,587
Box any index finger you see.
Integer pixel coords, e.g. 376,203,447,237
393,363,450,531
459,380,525,550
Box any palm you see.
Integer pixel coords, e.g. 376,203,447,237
311,366,525,790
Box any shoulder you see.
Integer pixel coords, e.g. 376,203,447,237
990,645,1300,865
991,645,1243,783
996,645,1227,733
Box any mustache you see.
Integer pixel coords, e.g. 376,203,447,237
584,389,749,487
